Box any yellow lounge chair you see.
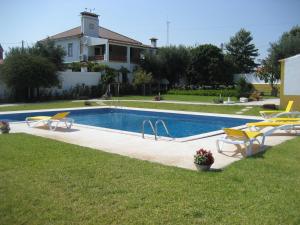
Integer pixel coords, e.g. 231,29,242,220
247,120,300,129
216,128,266,156
268,117,300,122
246,120,300,136
26,112,74,131
259,100,294,118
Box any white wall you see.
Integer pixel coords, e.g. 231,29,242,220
55,37,81,63
234,73,280,84
284,54,300,95
57,71,102,90
0,72,103,99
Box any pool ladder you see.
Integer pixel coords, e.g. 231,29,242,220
142,120,173,140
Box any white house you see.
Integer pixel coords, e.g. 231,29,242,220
46,11,157,73
280,54,300,111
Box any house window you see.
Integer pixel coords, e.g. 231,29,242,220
67,43,73,57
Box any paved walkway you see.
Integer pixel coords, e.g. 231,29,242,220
82,98,280,106
7,106,297,171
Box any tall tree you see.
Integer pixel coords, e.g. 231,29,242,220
188,44,225,85
0,50,58,100
141,46,190,86
226,28,259,73
133,69,152,96
159,45,191,85
257,26,300,96
31,38,66,71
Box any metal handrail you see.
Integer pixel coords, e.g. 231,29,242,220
155,120,173,140
142,120,156,139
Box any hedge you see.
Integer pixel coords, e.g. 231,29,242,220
167,89,237,97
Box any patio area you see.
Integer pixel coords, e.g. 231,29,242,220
8,107,298,170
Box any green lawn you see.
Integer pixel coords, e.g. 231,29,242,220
109,101,262,116
0,99,262,116
113,95,225,102
0,133,299,224
0,100,99,112
113,94,277,101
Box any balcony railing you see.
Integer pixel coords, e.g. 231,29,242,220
109,55,127,62
88,55,104,61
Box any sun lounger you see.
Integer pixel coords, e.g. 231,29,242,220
259,101,294,118
216,128,266,156
26,112,74,131
246,120,300,132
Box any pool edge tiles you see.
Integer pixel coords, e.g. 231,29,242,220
0,106,262,142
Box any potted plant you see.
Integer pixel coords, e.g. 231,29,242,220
0,121,10,134
194,148,214,171
153,92,163,101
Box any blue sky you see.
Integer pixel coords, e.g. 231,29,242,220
0,0,299,59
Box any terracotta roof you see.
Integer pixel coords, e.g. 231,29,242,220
48,26,147,47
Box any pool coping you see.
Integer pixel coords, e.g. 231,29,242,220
1,106,262,142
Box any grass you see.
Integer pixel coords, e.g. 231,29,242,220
108,101,262,116
113,95,224,102
0,100,99,112
0,99,262,116
113,94,277,101
0,133,299,224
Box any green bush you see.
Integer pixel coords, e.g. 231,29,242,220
70,62,81,72
235,77,254,98
167,89,237,97
92,64,109,72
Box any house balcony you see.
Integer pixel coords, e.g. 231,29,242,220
109,55,127,63
88,55,104,61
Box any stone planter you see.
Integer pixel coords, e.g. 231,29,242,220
195,163,211,171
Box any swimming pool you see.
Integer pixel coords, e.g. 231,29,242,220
0,107,260,139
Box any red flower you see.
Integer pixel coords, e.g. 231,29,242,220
194,148,214,166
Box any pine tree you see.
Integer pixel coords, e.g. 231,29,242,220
226,28,259,73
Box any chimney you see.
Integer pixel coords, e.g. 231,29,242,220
150,37,158,48
80,11,99,37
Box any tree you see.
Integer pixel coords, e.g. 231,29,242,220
187,44,225,85
158,45,190,85
133,69,152,96
226,28,259,73
32,38,66,71
141,46,190,86
118,66,130,84
257,26,300,96
0,51,58,100
101,66,116,96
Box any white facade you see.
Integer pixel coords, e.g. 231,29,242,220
55,37,81,63
283,54,300,95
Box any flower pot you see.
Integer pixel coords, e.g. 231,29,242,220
195,163,211,171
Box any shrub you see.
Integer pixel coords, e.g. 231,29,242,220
154,95,163,101
92,64,109,72
235,77,254,98
167,89,237,97
70,62,81,72
84,100,92,106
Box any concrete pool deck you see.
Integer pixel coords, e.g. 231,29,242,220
4,106,298,171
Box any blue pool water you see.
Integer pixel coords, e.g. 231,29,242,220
0,108,259,138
